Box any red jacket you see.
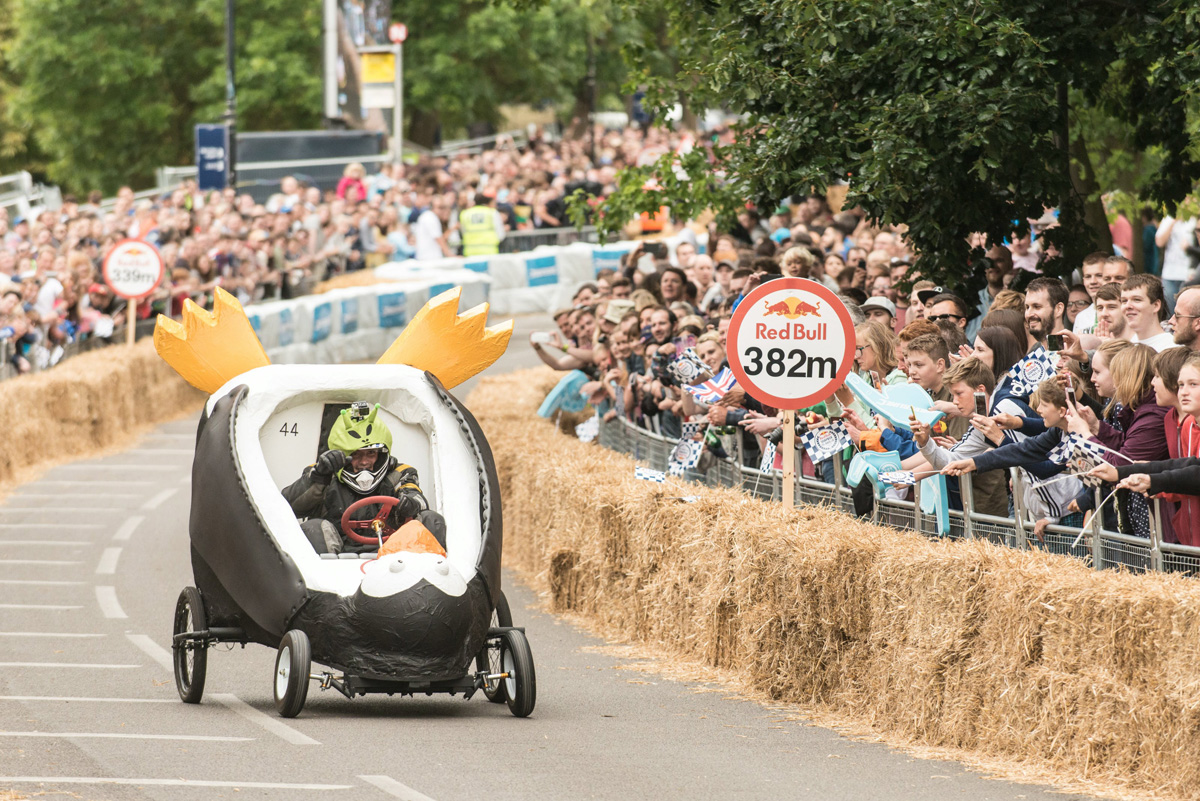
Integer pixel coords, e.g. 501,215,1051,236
1161,408,1200,546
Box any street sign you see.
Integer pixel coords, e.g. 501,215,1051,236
103,239,164,301
388,23,408,43
726,278,855,410
194,124,230,191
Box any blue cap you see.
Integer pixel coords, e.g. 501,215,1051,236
771,227,791,244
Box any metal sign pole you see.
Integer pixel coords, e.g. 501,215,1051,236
394,42,403,164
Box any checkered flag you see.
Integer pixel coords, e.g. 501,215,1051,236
681,420,705,440
666,348,713,384
797,419,851,463
668,438,704,476
1003,345,1056,399
759,440,777,473
635,467,667,482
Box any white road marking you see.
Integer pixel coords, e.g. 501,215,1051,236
0,632,104,638
0,580,84,586
95,586,127,619
18,481,152,487
0,524,103,530
0,541,92,547
125,448,195,455
111,516,144,541
13,494,140,500
52,464,180,472
0,662,139,669
0,559,82,565
0,507,121,514
0,695,174,703
0,777,350,790
359,775,438,801
0,731,252,742
0,604,82,610
141,489,177,510
95,547,122,575
126,634,172,671
211,693,320,746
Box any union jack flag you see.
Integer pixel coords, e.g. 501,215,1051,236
684,368,737,404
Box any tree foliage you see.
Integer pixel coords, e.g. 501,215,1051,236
591,0,1200,293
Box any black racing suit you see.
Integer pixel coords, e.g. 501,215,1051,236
282,457,447,554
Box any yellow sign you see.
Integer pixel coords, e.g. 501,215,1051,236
361,52,395,84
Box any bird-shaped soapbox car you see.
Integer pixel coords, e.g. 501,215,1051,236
154,287,533,718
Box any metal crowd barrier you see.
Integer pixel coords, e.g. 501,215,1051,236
500,226,599,253
597,415,1200,576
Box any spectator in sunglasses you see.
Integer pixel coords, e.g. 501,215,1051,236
925,292,969,333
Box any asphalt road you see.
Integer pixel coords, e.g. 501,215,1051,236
0,315,1101,801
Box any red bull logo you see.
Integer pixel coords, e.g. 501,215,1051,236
763,297,821,319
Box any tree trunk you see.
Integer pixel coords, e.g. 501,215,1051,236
408,109,441,149
1069,132,1113,255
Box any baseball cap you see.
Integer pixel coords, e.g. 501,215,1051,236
88,282,111,294
860,297,896,318
916,285,948,305
603,299,635,325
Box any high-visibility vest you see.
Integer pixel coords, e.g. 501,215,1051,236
460,205,500,256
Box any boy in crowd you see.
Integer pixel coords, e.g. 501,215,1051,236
1073,252,1109,334
1092,283,1128,341
1122,273,1174,351
905,357,1010,517
943,377,1085,540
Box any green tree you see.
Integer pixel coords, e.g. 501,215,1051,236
6,0,323,194
588,0,1200,294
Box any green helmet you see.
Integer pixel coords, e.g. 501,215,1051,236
328,403,393,494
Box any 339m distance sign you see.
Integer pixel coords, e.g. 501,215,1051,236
727,278,856,410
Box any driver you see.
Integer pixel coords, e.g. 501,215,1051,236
282,402,447,555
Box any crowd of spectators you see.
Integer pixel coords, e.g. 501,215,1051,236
0,125,698,376
532,196,1200,547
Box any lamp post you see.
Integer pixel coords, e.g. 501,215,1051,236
224,0,238,190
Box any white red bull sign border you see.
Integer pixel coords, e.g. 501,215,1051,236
727,278,855,411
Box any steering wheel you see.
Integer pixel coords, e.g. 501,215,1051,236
340,496,405,545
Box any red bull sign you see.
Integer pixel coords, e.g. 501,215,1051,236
727,278,855,409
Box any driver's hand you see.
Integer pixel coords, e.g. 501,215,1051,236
314,449,346,481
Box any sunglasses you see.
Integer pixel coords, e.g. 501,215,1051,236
927,313,962,322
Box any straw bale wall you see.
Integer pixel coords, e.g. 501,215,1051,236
0,341,204,487
469,366,1200,799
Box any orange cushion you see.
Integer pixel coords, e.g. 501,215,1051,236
378,519,446,558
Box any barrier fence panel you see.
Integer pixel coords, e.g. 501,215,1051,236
594,415,1190,577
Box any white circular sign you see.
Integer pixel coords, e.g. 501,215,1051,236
102,239,165,300
727,278,856,410
389,23,408,43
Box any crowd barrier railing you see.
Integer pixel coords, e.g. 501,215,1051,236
596,414,1200,577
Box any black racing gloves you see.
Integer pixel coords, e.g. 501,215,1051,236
313,449,347,483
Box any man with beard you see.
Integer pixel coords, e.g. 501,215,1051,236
1023,277,1068,350
1172,287,1200,351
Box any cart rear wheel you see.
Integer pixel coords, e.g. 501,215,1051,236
476,591,512,703
501,628,536,718
172,587,207,704
274,630,311,718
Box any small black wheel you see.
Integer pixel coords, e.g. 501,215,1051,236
172,587,207,704
501,628,536,718
274,630,311,718
476,591,513,703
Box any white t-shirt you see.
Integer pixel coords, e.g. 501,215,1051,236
1132,331,1176,352
35,276,63,317
413,210,445,261
1073,304,1096,334
1160,216,1197,282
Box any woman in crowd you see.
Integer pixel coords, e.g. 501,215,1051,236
854,321,906,389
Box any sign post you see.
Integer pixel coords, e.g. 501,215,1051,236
726,278,856,508
195,124,231,191
102,239,165,348
388,24,407,165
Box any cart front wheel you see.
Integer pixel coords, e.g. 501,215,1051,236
501,628,536,718
172,587,207,704
274,630,311,718
477,591,513,703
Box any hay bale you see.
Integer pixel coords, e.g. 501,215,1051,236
0,341,205,490
469,365,1200,800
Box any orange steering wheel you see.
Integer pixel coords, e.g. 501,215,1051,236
340,496,405,545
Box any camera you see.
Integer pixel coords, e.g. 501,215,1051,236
530,331,553,344
973,391,988,417
349,401,372,420
1047,333,1064,352
644,241,668,259
1065,372,1077,407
